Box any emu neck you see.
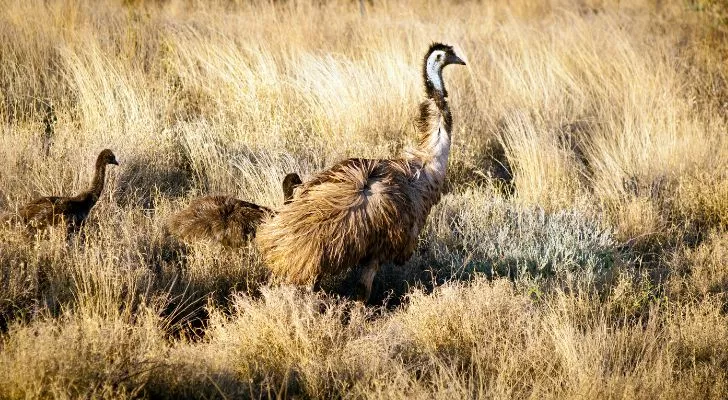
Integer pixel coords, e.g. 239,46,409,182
88,163,107,201
283,185,295,204
413,68,452,187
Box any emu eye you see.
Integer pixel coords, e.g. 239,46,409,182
436,53,442,61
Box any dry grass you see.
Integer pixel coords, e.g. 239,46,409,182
1,0,727,398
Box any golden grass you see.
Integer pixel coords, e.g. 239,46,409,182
1,0,727,398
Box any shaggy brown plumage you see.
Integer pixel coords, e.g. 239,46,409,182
256,43,466,301
166,173,302,247
5,149,119,233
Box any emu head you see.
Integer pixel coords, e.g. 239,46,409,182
97,149,119,167
423,43,466,96
282,173,303,204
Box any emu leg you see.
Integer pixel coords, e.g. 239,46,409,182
312,275,322,292
355,258,380,302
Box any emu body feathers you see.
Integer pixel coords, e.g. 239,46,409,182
166,173,302,247
166,196,275,248
257,159,425,285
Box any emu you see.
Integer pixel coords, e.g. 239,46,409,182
5,149,119,234
255,43,466,301
282,173,303,204
166,173,302,248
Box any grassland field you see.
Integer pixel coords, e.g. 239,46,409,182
1,0,728,398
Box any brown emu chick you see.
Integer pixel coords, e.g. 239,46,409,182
256,43,466,301
166,173,302,247
9,149,119,234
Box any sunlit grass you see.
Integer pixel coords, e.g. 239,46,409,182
0,0,727,398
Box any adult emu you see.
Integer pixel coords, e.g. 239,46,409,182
256,43,466,301
166,173,302,248
5,149,119,234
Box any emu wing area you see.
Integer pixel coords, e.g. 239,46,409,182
256,158,421,285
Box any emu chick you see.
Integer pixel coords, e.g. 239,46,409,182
166,196,274,248
166,173,302,247
7,149,119,233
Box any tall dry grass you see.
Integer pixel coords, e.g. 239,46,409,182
1,0,727,398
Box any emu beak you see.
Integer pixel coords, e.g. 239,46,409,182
448,54,466,66
111,159,119,165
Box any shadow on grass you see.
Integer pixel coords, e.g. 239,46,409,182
115,155,194,209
